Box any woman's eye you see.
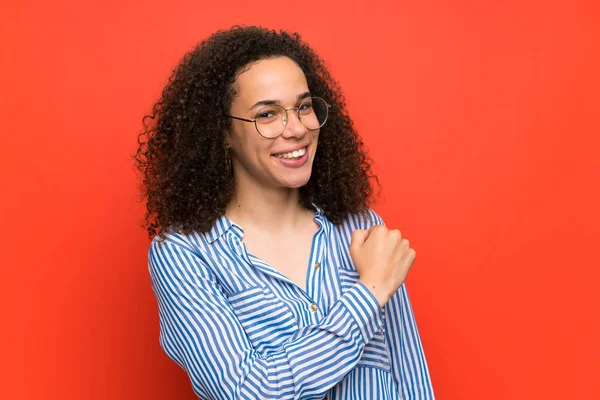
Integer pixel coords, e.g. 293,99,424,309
257,112,274,119
256,106,282,120
299,103,313,110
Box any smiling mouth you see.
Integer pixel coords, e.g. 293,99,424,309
273,146,307,160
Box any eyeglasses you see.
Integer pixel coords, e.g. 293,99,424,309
226,96,331,139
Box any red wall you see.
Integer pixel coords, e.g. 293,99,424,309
2,1,599,399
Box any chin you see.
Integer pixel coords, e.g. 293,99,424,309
281,172,312,189
283,179,310,189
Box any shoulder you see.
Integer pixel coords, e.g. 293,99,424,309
324,207,386,243
147,228,217,278
148,230,198,258
148,223,219,257
341,207,385,231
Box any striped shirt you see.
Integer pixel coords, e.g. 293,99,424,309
148,206,435,399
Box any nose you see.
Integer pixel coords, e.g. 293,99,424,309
280,109,307,139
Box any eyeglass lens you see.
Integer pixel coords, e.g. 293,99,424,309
254,97,328,138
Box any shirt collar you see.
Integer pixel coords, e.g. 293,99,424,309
206,203,325,244
205,214,235,243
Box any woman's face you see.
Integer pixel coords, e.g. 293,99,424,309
227,56,319,191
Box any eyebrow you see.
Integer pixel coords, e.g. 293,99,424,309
249,91,311,111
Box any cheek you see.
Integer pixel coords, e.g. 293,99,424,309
229,126,252,154
230,131,272,164
310,131,320,149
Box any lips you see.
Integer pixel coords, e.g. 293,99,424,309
272,148,309,168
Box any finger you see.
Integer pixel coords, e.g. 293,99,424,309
400,247,417,267
368,224,387,240
367,224,382,233
350,229,369,247
389,237,408,261
388,229,402,241
363,224,380,241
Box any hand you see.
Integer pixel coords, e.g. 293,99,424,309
350,225,416,307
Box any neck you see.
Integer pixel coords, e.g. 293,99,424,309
225,176,311,234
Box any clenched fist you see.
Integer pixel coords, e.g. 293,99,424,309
350,225,416,307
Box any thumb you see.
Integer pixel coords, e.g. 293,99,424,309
351,229,370,248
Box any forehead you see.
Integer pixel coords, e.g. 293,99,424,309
234,57,309,104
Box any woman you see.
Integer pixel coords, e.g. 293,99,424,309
135,25,434,399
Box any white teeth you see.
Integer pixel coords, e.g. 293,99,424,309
276,147,306,159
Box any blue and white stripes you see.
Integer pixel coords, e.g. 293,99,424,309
148,207,434,399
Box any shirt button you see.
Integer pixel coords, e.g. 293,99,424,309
314,262,321,269
310,304,318,312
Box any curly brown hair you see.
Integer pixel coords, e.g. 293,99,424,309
133,25,379,242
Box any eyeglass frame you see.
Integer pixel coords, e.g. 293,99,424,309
225,96,331,139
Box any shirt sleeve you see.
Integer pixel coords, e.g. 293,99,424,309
148,236,385,400
384,285,436,399
365,208,435,399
